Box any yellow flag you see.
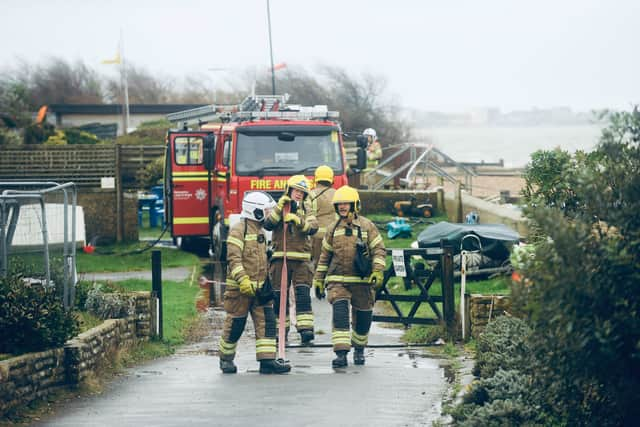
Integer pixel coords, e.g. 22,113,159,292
101,52,121,65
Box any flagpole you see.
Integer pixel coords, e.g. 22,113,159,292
120,29,130,134
266,0,276,95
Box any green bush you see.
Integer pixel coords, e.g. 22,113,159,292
0,127,21,145
136,156,164,189
23,122,55,144
473,316,531,378
84,283,134,319
64,128,99,145
0,274,79,354
515,108,640,425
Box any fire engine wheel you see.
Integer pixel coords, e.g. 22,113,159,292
174,236,191,251
211,222,227,262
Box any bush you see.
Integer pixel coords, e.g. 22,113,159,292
473,316,531,378
516,108,640,425
84,283,134,319
136,156,164,189
23,122,55,144
0,274,79,354
0,127,21,145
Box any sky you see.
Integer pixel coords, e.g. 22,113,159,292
1,0,639,112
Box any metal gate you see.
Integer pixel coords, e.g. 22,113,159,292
373,243,455,331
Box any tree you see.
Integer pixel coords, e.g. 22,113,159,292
27,58,103,104
105,64,175,104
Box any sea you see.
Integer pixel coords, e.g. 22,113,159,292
413,125,604,168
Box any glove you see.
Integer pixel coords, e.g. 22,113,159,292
313,279,325,300
277,195,291,209
284,213,302,227
368,271,384,291
239,276,256,296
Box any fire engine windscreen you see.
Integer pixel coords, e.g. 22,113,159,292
235,128,344,176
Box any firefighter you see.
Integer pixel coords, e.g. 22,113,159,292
310,165,337,270
218,191,291,374
264,175,318,345
312,185,386,368
363,128,382,170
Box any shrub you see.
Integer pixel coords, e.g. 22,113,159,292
0,274,79,354
0,127,21,145
136,156,164,189
23,122,55,144
84,283,134,319
473,316,531,378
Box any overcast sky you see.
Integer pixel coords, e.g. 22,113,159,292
2,0,638,112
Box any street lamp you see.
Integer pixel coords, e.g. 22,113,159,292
266,0,276,95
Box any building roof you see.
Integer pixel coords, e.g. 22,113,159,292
48,104,208,115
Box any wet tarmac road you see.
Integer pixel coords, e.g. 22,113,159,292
35,299,450,426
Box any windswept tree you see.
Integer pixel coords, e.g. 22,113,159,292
27,58,103,105
105,64,175,104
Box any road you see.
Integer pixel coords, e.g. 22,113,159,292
35,295,451,426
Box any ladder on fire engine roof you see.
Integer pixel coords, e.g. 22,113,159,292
166,94,339,126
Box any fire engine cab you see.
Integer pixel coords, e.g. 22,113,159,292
163,94,363,261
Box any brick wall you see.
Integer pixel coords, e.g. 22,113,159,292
0,292,155,417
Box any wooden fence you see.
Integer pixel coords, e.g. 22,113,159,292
0,144,165,190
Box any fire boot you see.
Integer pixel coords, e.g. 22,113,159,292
219,359,237,374
332,350,349,368
259,359,291,374
353,347,365,365
300,330,314,345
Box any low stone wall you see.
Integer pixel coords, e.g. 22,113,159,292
359,189,443,216
469,294,512,338
444,192,528,238
0,292,155,417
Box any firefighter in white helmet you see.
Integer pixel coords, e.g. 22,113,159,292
218,191,291,374
312,185,386,368
310,165,337,270
363,128,382,170
264,175,319,345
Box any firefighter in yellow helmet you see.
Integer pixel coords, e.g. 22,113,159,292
264,175,319,345
310,165,337,270
312,185,386,368
218,191,290,374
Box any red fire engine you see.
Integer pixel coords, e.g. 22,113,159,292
163,94,364,261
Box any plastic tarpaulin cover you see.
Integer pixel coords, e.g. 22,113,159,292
417,222,520,261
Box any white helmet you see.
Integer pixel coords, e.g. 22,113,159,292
241,191,276,222
363,128,377,140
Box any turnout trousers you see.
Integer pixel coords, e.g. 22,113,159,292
270,259,314,333
218,288,277,361
327,283,375,352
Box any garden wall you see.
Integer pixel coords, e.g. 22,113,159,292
0,292,155,417
468,294,512,338
359,189,443,215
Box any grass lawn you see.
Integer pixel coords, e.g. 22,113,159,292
112,278,202,347
75,243,199,273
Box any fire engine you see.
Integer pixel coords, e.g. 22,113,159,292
163,94,365,262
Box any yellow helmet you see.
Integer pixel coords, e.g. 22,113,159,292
286,175,310,196
314,165,334,185
332,185,360,213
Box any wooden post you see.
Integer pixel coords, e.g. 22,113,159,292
456,181,463,223
440,241,455,337
152,250,163,338
115,144,123,242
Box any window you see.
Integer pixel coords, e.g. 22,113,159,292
223,135,232,167
175,136,203,165
235,130,344,176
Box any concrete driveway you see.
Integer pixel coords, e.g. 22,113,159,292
35,296,451,426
